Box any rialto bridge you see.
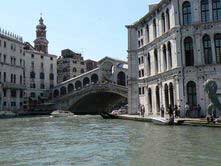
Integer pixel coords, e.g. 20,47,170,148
50,57,128,114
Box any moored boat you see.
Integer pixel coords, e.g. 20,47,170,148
100,112,118,119
51,110,75,117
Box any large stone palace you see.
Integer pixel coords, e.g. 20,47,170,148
127,0,221,117
0,17,57,111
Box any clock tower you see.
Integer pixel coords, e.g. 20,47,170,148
34,16,49,54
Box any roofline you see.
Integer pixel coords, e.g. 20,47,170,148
127,0,169,28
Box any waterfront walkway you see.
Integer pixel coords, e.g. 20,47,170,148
117,114,221,127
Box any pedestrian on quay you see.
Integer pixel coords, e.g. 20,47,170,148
185,103,190,118
177,105,181,118
174,105,178,118
160,105,165,118
168,104,173,118
140,105,145,117
197,104,201,118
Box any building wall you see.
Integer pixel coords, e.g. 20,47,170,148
0,33,25,111
24,50,57,104
128,0,221,117
57,50,86,83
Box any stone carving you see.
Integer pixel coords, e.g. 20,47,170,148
204,79,221,117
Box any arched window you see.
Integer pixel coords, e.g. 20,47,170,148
153,19,157,38
161,13,166,33
154,49,158,74
75,81,82,89
49,73,54,80
203,35,213,64
184,37,194,66
146,24,150,43
156,86,160,113
117,72,126,86
201,0,210,22
169,83,174,107
214,33,221,63
187,81,197,107
166,9,170,30
68,83,74,93
167,41,172,69
73,67,77,73
183,1,192,25
212,0,221,21
164,84,169,109
163,44,167,71
91,74,99,84
147,53,151,76
83,77,90,87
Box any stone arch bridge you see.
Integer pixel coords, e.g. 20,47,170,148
51,57,128,114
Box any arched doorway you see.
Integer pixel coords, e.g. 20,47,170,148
156,86,160,113
117,72,126,86
60,86,67,96
164,84,169,109
91,74,99,84
148,88,152,113
83,77,90,87
169,83,174,106
187,81,197,107
68,83,74,93
75,81,82,89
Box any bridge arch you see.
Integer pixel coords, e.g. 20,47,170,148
60,86,67,96
75,80,82,89
68,83,74,93
53,89,59,98
83,77,90,87
117,71,126,86
91,74,99,84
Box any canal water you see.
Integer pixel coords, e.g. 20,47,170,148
0,116,221,166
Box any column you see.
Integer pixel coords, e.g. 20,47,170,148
127,26,139,115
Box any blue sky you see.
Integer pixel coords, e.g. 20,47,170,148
0,0,158,61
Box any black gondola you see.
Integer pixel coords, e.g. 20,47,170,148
100,112,118,119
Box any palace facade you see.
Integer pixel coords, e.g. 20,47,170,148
127,0,221,117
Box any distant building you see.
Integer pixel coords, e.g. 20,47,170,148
0,30,25,111
57,49,86,83
23,17,57,109
85,59,98,72
0,16,57,111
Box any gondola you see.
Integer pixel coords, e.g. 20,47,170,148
100,112,118,119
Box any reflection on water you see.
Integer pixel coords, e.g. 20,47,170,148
0,116,221,166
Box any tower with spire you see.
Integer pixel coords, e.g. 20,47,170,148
34,16,49,54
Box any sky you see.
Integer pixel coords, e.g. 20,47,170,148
0,0,159,61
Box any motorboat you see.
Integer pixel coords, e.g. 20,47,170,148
151,117,175,125
51,110,75,117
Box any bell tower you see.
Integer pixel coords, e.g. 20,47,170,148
34,16,49,54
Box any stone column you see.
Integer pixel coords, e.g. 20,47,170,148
127,26,139,115
0,84,2,111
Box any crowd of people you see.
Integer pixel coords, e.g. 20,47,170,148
139,103,202,119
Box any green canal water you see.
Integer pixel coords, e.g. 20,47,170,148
0,116,221,166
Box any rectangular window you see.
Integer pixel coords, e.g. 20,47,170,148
3,89,7,97
4,41,6,48
11,90,17,98
3,55,6,63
